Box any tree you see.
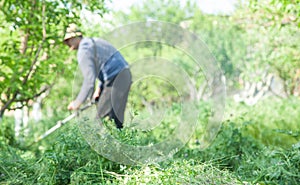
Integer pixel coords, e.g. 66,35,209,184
232,0,300,95
0,0,107,120
111,0,248,90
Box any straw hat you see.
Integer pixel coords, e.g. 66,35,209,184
63,23,82,41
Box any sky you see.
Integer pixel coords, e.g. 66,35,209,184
81,0,239,30
106,0,238,14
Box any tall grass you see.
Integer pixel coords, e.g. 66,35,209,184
0,97,299,184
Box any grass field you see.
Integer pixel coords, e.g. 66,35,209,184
0,97,299,184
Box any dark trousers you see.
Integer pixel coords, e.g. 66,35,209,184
96,68,131,128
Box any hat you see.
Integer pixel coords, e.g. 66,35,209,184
63,23,82,41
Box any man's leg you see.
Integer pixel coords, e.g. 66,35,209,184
96,85,112,120
111,68,132,129
96,68,131,129
107,110,123,129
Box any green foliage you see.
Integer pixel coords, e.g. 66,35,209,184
1,97,299,184
233,0,300,93
112,161,240,184
190,10,247,82
226,97,300,148
0,117,16,145
0,0,107,118
112,0,248,89
186,119,300,184
114,0,196,23
1,0,300,184
0,121,116,184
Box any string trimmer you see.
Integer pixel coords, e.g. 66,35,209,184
24,100,96,149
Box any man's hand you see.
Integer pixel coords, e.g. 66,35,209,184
67,100,81,110
93,87,101,101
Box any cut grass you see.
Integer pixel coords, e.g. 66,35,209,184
1,97,299,184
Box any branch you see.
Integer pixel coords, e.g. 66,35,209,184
20,32,29,54
17,86,51,103
8,85,52,111
22,0,47,85
0,90,19,117
7,105,24,111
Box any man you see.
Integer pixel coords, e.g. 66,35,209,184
63,24,131,129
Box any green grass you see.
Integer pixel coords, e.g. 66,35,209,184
224,96,300,148
0,97,300,184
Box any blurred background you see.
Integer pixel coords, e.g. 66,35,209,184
0,0,299,184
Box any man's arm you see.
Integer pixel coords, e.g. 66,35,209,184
92,86,101,101
69,39,97,110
